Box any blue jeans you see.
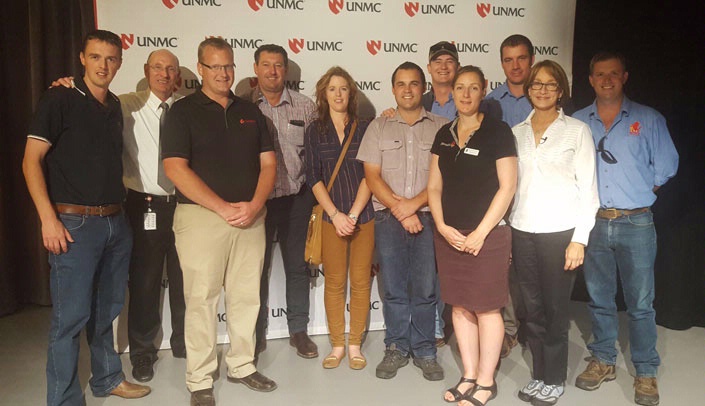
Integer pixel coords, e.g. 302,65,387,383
375,210,437,359
46,212,132,406
584,211,660,377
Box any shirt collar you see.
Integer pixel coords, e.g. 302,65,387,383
390,107,434,125
517,108,567,127
587,95,632,118
497,81,527,101
73,76,120,109
193,88,236,105
146,90,175,112
255,86,291,107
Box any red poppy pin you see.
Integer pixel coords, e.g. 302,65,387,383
629,121,641,136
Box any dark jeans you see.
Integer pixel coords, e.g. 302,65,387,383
46,212,132,406
125,190,185,361
512,228,576,385
375,210,437,359
256,186,314,342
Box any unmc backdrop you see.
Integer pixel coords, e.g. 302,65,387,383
95,0,577,349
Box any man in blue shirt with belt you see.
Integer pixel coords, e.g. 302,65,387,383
573,51,678,406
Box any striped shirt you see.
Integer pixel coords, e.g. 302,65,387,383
305,119,374,224
249,87,316,198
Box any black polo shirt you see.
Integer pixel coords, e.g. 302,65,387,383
28,76,125,205
162,89,274,204
430,115,516,230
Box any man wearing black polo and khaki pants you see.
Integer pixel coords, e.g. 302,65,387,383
162,37,277,406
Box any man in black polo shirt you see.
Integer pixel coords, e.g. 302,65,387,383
22,30,151,405
162,37,277,406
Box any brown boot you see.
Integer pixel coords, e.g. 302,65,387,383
634,376,659,406
575,358,616,391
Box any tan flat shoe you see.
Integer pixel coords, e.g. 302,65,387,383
322,354,343,369
349,356,367,370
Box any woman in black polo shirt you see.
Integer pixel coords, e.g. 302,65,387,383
427,65,517,406
304,66,374,370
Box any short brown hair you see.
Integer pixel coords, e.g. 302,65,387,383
198,37,233,62
524,60,570,108
589,51,627,75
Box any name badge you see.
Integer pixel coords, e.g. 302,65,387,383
464,148,479,156
144,210,157,230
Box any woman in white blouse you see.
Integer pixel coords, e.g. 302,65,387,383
509,60,599,406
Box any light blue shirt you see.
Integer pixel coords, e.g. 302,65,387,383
485,81,532,128
430,92,457,121
573,97,678,209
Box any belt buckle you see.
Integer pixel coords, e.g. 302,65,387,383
603,208,619,219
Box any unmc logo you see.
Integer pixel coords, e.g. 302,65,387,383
330,0,382,14
404,1,454,17
476,3,525,18
288,38,305,54
121,34,134,50
477,3,490,18
366,40,418,55
162,0,222,8
249,0,304,11
121,34,178,50
288,38,343,54
367,40,382,55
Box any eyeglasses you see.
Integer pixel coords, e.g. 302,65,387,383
148,65,179,75
199,62,236,72
529,81,560,92
597,135,618,164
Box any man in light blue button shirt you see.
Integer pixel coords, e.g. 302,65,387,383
573,51,678,406
485,34,535,358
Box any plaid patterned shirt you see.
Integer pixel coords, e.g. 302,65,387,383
249,87,317,198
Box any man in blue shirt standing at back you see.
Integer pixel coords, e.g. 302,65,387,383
484,34,535,359
573,51,678,406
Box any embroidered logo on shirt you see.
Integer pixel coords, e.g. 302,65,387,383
240,119,256,125
440,142,455,147
629,121,641,136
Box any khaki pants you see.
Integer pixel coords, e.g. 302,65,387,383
321,220,375,347
173,204,266,391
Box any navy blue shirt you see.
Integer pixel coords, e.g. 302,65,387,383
305,119,374,224
28,76,125,205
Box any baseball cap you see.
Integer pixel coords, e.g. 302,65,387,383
428,41,458,62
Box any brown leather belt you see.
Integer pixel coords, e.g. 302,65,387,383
55,203,122,217
596,207,649,220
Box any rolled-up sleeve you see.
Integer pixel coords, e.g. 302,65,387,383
649,113,679,187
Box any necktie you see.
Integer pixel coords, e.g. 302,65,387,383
158,102,175,193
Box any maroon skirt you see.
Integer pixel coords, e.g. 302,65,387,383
434,225,511,312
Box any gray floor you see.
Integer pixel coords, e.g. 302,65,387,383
1,302,703,406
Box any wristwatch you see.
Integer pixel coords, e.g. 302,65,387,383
348,213,358,222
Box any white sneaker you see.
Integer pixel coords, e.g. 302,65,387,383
531,384,564,406
518,379,544,402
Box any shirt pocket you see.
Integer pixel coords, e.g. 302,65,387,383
380,137,403,170
418,140,434,172
287,122,305,147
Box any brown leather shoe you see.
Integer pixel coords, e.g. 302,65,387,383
190,388,215,406
634,377,659,406
109,380,151,399
228,371,277,392
289,331,319,358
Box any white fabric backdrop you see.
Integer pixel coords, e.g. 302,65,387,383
100,0,577,350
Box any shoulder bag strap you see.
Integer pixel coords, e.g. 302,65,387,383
326,120,357,193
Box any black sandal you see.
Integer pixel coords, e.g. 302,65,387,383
444,377,476,403
463,382,497,406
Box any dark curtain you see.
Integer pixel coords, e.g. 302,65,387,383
571,0,705,329
0,0,94,316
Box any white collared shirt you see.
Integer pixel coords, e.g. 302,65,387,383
509,109,599,244
120,90,180,195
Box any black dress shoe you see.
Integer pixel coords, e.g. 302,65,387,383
131,356,155,383
228,371,277,392
289,331,318,358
